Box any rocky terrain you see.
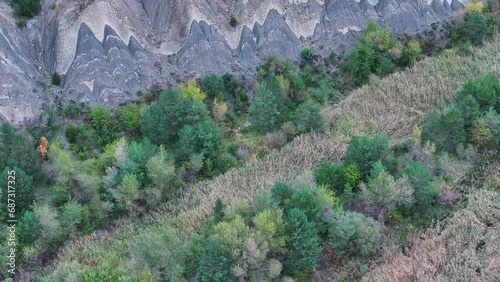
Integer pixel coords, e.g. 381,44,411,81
0,0,469,126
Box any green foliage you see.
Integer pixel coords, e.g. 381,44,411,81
300,48,315,61
146,146,175,193
0,123,43,181
175,120,223,165
249,82,281,133
52,72,61,86
314,161,345,195
141,90,209,145
283,208,322,277
179,80,206,102
327,211,381,258
347,42,377,84
363,20,381,37
422,106,466,153
458,73,500,112
112,174,140,213
13,0,41,19
344,163,361,189
377,53,396,76
202,75,225,101
294,99,323,132
0,167,34,218
212,198,225,224
59,201,85,238
403,40,422,66
130,229,183,281
359,162,414,220
80,264,131,282
252,191,279,216
285,189,322,226
253,209,287,254
90,106,112,131
17,211,41,246
197,239,235,282
403,162,438,209
229,16,238,27
116,104,141,137
121,140,152,186
89,106,115,146
464,11,488,46
271,182,293,206
344,134,395,180
33,204,62,244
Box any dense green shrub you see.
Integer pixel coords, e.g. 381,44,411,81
249,83,282,133
283,208,322,277
464,11,489,45
0,124,44,181
403,162,438,209
51,72,61,86
116,104,141,137
300,48,315,61
285,189,322,226
229,16,238,27
142,90,209,145
0,167,34,218
130,229,183,281
403,40,422,66
314,161,345,194
175,120,223,165
294,99,323,132
346,42,377,85
422,107,466,153
80,264,131,282
327,211,381,258
271,182,293,206
197,239,235,282
17,210,41,246
13,0,41,19
344,134,395,180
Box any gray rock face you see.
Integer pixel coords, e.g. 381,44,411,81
0,3,42,125
63,23,159,107
0,0,471,126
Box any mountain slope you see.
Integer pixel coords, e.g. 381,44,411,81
44,32,500,280
0,0,470,125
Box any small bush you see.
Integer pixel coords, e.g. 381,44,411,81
13,0,42,19
344,134,395,179
466,2,484,13
314,161,345,194
456,41,472,55
464,11,488,46
294,99,323,133
327,211,381,258
52,72,61,86
300,48,315,61
229,16,238,27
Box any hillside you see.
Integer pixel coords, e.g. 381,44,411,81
39,29,500,281
0,0,471,125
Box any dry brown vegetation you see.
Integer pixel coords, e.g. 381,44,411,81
362,164,500,282
48,34,500,279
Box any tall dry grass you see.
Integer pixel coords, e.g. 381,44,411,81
49,34,500,275
361,164,500,282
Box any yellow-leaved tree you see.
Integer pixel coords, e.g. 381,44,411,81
179,80,206,102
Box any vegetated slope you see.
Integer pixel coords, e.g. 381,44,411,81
47,34,500,277
362,163,500,282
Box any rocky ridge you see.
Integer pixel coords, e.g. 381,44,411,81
0,0,469,125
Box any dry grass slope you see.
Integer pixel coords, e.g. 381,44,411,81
362,165,500,282
51,34,500,277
